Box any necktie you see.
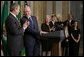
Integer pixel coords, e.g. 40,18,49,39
16,17,21,27
28,17,34,28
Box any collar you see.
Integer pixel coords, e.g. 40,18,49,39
10,12,17,18
27,16,31,19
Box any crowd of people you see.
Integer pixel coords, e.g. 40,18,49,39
1,3,80,56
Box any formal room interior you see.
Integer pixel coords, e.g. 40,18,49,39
1,1,83,56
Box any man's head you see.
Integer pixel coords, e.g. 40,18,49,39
24,5,31,17
10,3,20,15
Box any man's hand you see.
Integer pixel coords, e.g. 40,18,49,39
23,20,30,30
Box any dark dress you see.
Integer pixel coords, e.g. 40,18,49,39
41,23,52,51
69,29,80,56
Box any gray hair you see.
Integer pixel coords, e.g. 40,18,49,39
10,3,19,12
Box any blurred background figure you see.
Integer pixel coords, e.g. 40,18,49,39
69,21,80,56
41,15,52,56
63,22,69,56
49,14,56,32
54,14,64,31
64,13,75,35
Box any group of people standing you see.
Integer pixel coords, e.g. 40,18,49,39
41,13,80,56
4,3,80,56
62,13,80,56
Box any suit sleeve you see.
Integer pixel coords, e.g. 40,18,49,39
6,17,24,35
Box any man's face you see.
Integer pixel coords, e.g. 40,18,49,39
24,6,31,17
15,5,20,15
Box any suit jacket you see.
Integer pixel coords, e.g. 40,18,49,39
5,13,24,52
20,16,40,40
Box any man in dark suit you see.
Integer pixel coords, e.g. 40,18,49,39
20,5,40,56
5,3,29,56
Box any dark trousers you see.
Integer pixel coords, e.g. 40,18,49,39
7,41,23,56
7,44,23,56
64,40,69,56
65,42,69,56
24,36,40,56
61,38,69,56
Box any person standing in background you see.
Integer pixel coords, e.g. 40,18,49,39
63,22,70,56
69,21,80,56
64,13,75,35
49,14,56,32
41,15,52,56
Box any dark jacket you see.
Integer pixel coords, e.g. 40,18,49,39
20,16,40,56
5,13,24,55
20,16,40,39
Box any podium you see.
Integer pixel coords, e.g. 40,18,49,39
40,30,64,56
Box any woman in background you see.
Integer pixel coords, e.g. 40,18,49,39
49,14,57,32
41,15,52,56
69,21,80,56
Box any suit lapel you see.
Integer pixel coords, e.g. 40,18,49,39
10,13,21,27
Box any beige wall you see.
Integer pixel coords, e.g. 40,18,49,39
62,1,69,21
1,1,70,29
28,1,69,29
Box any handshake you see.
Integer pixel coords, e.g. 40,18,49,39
23,20,30,30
